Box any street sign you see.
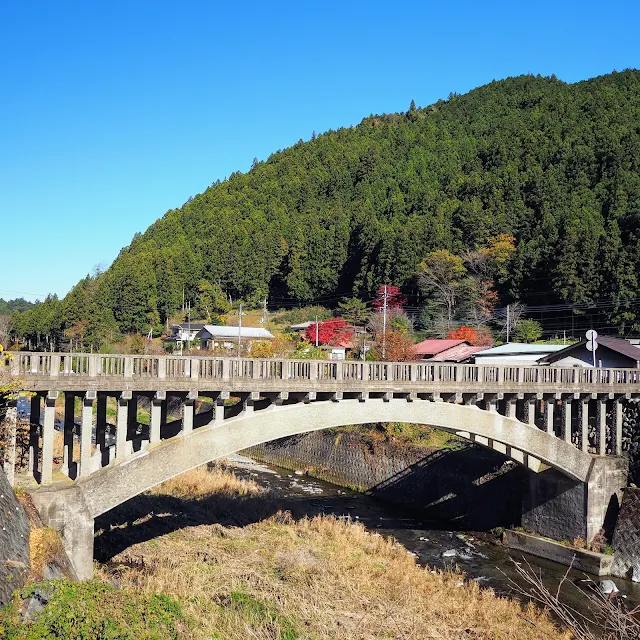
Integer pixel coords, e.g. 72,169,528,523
586,330,598,366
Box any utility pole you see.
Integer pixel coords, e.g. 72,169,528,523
382,285,388,359
362,327,367,361
506,304,510,343
237,303,243,357
315,315,319,347
186,301,191,351
261,297,268,326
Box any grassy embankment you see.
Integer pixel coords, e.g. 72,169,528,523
2,464,565,639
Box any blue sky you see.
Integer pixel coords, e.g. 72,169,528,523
1,0,638,302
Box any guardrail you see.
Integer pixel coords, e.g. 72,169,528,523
6,352,640,388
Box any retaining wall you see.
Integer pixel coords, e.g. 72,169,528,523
246,430,528,530
0,467,30,606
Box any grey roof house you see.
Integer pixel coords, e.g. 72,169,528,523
536,336,640,368
196,325,274,350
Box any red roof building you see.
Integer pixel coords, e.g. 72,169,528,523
413,339,485,363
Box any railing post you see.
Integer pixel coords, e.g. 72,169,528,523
336,362,343,382
157,357,166,379
124,357,133,378
190,358,199,380
309,361,317,381
222,359,230,381
88,355,98,377
50,355,60,378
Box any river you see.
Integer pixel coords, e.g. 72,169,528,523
224,453,640,618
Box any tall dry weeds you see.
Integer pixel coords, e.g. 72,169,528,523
150,464,265,499
98,489,567,640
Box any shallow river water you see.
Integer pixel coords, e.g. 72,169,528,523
226,454,640,619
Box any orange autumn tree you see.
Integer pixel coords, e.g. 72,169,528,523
446,326,493,346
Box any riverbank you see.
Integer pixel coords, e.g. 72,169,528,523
2,464,566,639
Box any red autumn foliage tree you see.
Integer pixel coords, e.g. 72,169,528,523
304,318,353,346
446,325,494,346
372,285,407,312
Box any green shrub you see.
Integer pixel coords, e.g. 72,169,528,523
0,580,183,639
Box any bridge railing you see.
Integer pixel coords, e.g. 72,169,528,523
7,351,640,389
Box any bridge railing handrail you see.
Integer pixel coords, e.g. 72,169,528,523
6,351,640,388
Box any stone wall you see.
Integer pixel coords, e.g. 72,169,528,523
0,467,30,606
246,431,528,531
621,400,640,485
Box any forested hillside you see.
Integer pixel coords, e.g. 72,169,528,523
12,70,640,346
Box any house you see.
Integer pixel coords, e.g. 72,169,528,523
472,343,566,366
536,336,640,368
196,325,274,351
288,321,315,334
164,323,206,350
412,339,485,363
321,334,356,360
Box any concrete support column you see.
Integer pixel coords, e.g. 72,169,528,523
504,396,515,418
486,396,498,413
127,394,138,440
213,393,228,426
563,397,572,444
614,398,624,456
62,393,75,476
527,397,536,427
95,393,108,452
41,391,58,485
150,391,165,444
597,397,607,456
80,391,95,477
182,391,197,435
2,400,18,486
545,398,555,435
116,391,131,460
28,394,41,477
580,397,590,453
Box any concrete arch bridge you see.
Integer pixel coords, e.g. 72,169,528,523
4,352,636,578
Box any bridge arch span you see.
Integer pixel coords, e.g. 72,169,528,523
73,398,593,520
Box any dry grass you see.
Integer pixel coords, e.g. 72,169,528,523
29,526,62,581
149,464,265,499
97,467,567,640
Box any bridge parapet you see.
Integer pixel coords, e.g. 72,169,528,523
9,352,640,394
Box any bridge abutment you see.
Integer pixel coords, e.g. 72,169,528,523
522,456,627,543
31,485,94,580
